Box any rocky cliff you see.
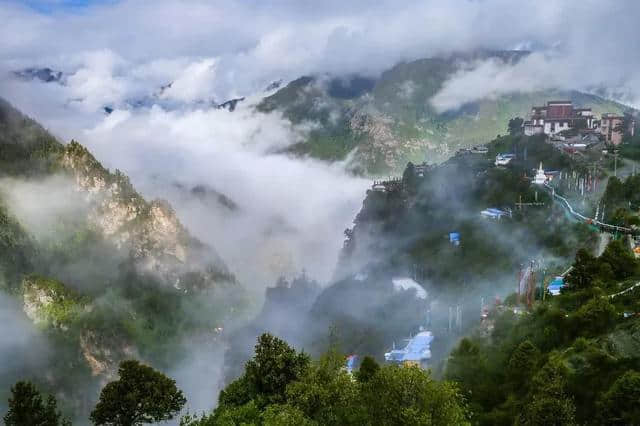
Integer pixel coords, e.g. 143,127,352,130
60,140,232,290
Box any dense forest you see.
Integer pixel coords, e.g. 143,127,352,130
446,239,640,425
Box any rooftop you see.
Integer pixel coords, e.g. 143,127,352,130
384,331,433,363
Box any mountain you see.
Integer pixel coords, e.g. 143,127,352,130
13,67,64,83
222,129,601,376
259,52,629,174
219,125,640,425
0,98,246,416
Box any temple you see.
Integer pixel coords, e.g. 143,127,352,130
523,101,595,136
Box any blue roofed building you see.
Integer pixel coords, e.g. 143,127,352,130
384,331,433,368
548,276,565,296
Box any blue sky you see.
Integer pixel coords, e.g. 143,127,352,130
16,0,117,13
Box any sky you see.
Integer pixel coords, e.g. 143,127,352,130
1,0,640,288
18,0,106,12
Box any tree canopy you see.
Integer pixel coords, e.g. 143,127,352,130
4,381,70,426
205,333,469,426
90,360,186,426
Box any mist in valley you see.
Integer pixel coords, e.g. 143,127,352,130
1,0,639,423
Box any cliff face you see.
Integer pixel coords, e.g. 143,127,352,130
60,141,232,289
0,98,246,406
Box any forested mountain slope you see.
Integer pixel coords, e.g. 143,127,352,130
0,99,246,418
260,53,628,174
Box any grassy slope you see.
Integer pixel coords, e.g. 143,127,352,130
260,56,629,174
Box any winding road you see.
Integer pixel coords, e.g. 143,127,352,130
544,184,639,235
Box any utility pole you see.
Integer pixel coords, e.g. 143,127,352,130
614,150,618,177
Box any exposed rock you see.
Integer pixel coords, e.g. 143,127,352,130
60,141,233,289
349,110,434,171
21,275,85,330
22,283,54,325
79,330,138,378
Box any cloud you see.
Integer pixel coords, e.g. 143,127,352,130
2,1,639,122
430,54,562,112
159,58,217,103
0,291,51,411
429,2,640,111
0,1,594,100
77,100,368,288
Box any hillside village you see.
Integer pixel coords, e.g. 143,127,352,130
357,104,640,375
373,99,637,212
523,100,634,144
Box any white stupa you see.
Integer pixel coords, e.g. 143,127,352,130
533,162,546,185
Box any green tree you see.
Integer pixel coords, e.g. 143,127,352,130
516,392,576,426
599,239,637,281
517,358,576,426
214,333,310,422
598,370,640,425
565,249,599,290
507,340,539,389
508,117,524,135
4,381,70,426
212,401,262,426
243,333,310,407
445,338,487,397
90,360,186,426
362,365,469,426
355,356,380,383
573,296,617,336
217,375,253,408
262,404,316,426
285,350,362,425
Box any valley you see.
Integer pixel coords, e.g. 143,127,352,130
3,90,640,424
3,3,640,422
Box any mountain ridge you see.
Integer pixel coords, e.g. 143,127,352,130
0,98,247,416
258,53,631,174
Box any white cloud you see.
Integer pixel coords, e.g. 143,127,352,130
160,58,217,103
79,101,368,288
430,54,561,112
3,0,640,111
